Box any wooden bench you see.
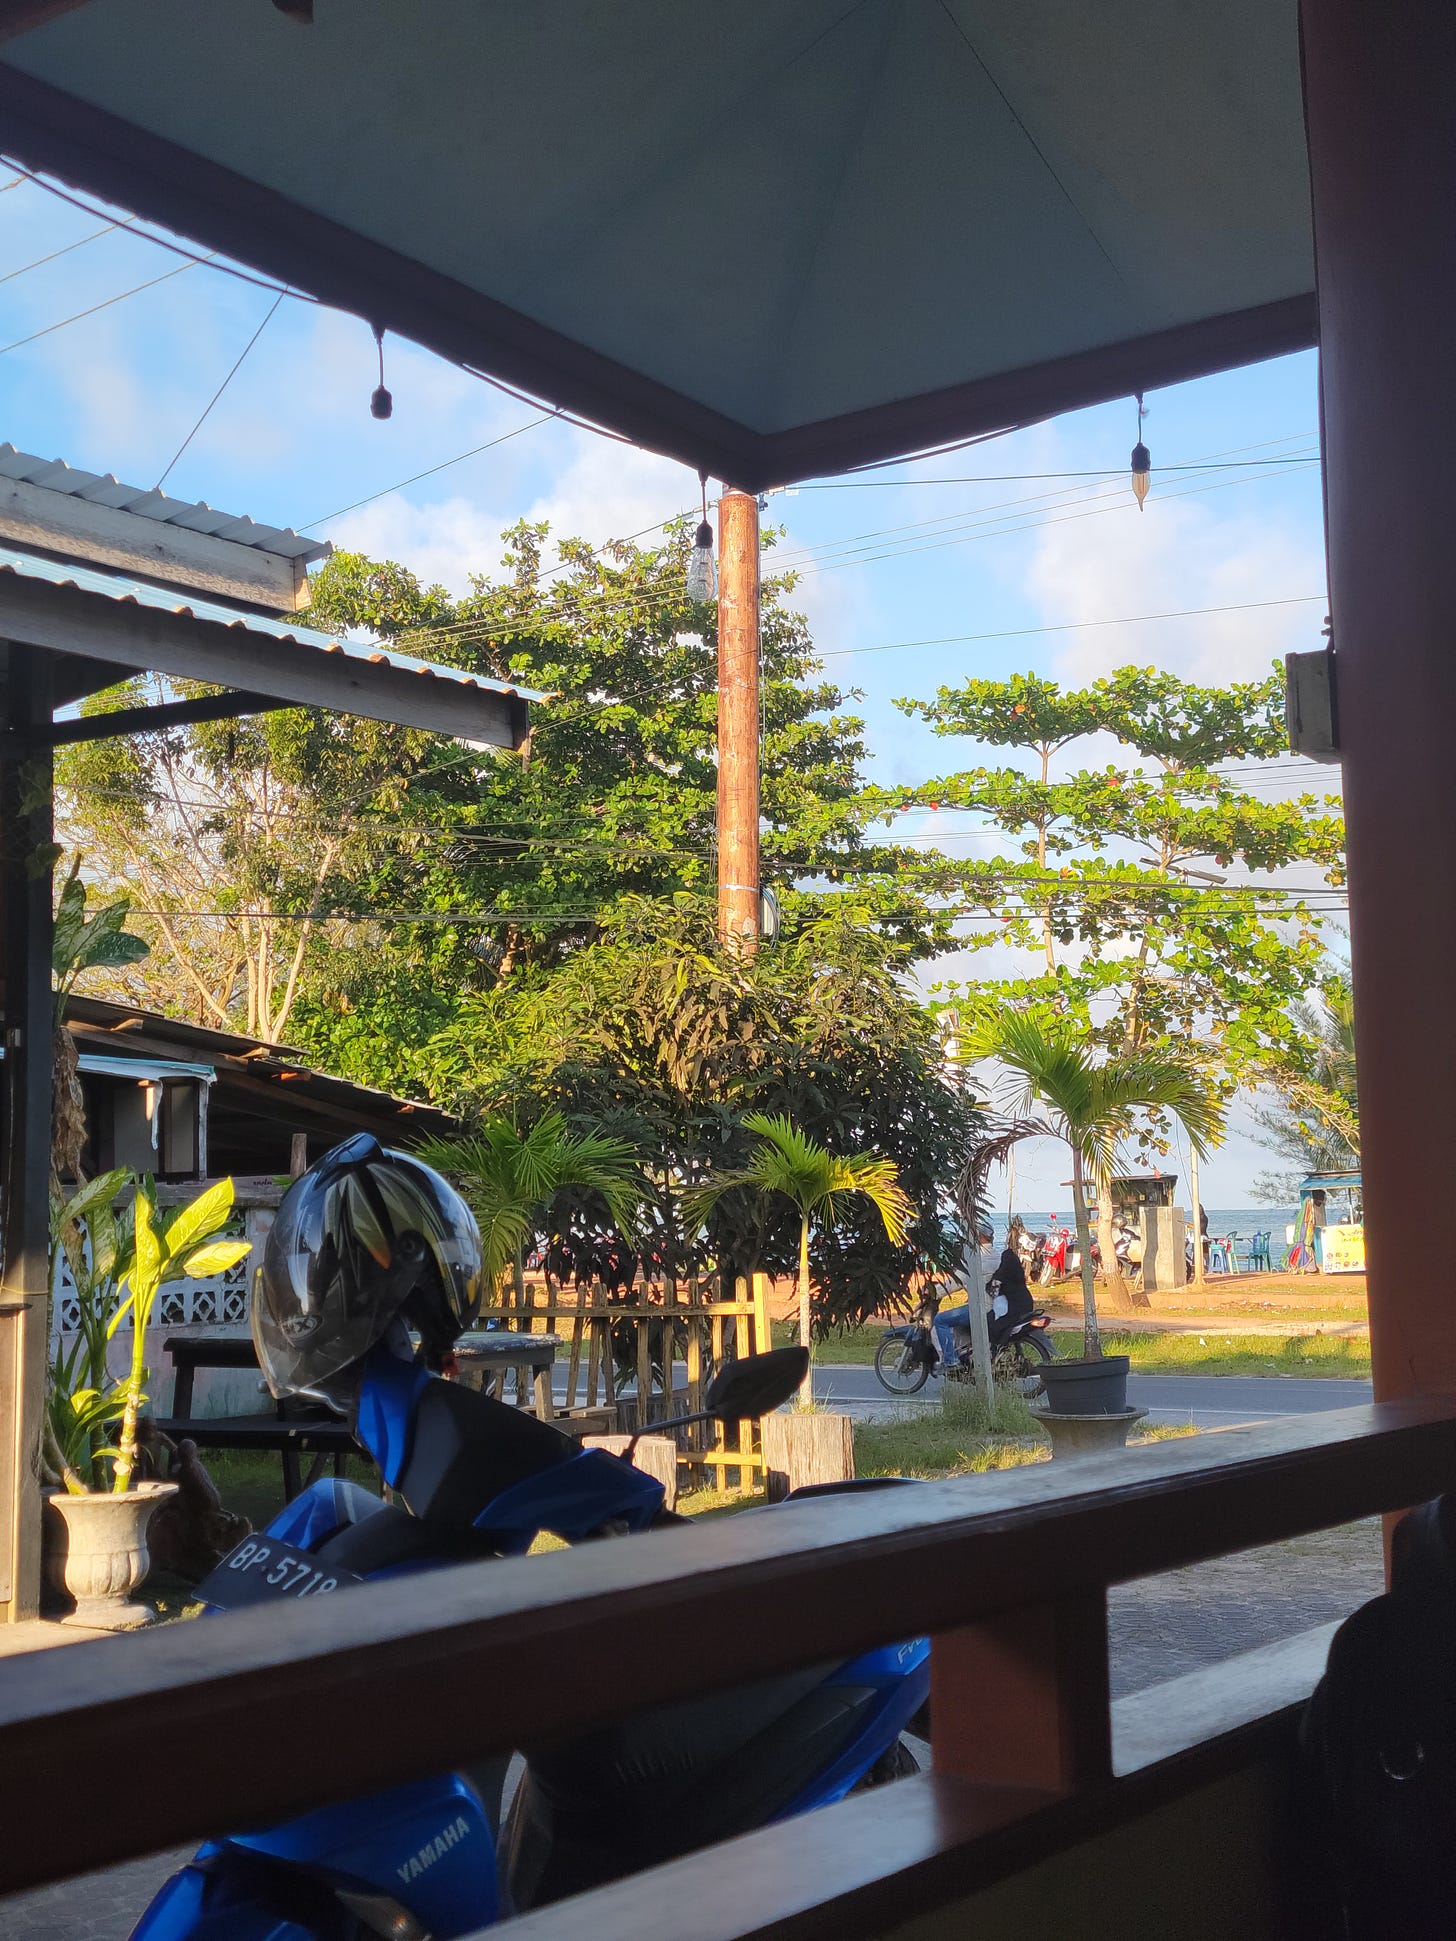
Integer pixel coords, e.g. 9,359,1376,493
156,1332,563,1501
156,1335,358,1502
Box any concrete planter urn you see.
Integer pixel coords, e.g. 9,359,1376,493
1037,1354,1131,1416
43,1481,178,1629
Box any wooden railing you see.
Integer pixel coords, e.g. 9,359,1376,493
2,1399,1452,1931
483,1273,772,1487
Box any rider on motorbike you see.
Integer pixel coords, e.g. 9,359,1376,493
932,1234,1034,1369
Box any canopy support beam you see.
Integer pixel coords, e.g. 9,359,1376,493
0,642,53,1621
1302,0,1456,1432
8,686,282,752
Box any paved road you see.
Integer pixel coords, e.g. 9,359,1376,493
802,1365,1374,1427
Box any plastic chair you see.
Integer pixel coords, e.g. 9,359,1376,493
1208,1236,1231,1274
1248,1230,1272,1271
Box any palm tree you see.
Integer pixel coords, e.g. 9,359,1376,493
418,1113,641,1312
969,1015,1224,1359
684,1113,912,1402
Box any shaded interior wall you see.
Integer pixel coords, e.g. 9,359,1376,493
883,1760,1299,1941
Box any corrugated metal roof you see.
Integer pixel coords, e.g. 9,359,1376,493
0,543,545,704
0,443,332,564
0,1045,216,1083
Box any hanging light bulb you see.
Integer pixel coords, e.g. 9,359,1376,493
1131,392,1150,511
370,322,393,421
686,471,717,601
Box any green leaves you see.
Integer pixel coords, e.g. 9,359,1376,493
47,1172,251,1494
419,1111,642,1285
162,1177,237,1266
686,1113,913,1259
51,855,149,1018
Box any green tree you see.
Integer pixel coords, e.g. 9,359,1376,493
56,676,432,1043
885,668,1343,1263
59,523,954,1074
417,1112,641,1311
968,1013,1225,1358
684,1114,911,1402
1251,968,1359,1200
422,902,982,1328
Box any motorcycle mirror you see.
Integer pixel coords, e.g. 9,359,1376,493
704,1346,809,1422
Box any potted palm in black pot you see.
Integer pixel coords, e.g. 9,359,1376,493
966,1013,1224,1416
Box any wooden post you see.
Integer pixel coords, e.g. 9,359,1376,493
931,1593,1111,1793
734,1279,752,1489
716,488,760,953
635,1300,652,1432
565,1293,585,1409
761,1411,855,1502
289,1131,308,1179
1301,0,1456,1419
583,1435,679,1512
0,645,53,1622
710,1309,726,1494
751,1269,772,1354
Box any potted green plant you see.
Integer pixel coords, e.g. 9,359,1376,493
44,1174,251,1628
967,1014,1223,1416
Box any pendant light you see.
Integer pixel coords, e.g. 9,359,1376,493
686,471,717,602
370,322,393,420
1131,392,1150,511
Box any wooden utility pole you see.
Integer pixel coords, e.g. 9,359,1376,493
716,488,760,952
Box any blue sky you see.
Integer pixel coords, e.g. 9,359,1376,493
0,167,1336,1211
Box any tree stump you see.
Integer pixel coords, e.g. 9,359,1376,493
583,1434,678,1511
760,1411,855,1502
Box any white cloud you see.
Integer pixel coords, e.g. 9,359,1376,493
1024,488,1325,687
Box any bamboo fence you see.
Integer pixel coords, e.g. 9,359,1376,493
476,1273,773,1490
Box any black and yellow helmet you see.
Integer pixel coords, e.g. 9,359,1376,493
255,1134,482,1406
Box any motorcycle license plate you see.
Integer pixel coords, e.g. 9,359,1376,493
196,1536,362,1612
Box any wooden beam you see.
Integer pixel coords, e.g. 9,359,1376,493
0,1398,1451,1889
27,686,281,746
0,576,530,748
0,62,1318,493
933,1594,1111,1794
48,650,136,708
0,476,315,613
1301,0,1456,1434
0,1,94,42
0,644,52,1622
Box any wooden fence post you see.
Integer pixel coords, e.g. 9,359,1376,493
760,1412,855,1502
752,1270,772,1355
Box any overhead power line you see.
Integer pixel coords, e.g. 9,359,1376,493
0,256,208,358
299,415,555,530
155,289,286,492
1,222,119,284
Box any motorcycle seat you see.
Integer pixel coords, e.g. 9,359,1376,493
505,1660,887,1908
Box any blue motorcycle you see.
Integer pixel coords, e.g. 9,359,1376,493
131,1341,929,1939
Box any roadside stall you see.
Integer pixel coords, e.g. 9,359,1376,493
1290,1170,1364,1273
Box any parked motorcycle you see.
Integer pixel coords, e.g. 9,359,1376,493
873,1287,1056,1398
131,1137,929,1940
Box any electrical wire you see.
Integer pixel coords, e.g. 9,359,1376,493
297,414,556,530
0,255,208,358
154,289,286,492
1,222,119,284
381,446,1323,657
2,159,317,301
817,423,1315,482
